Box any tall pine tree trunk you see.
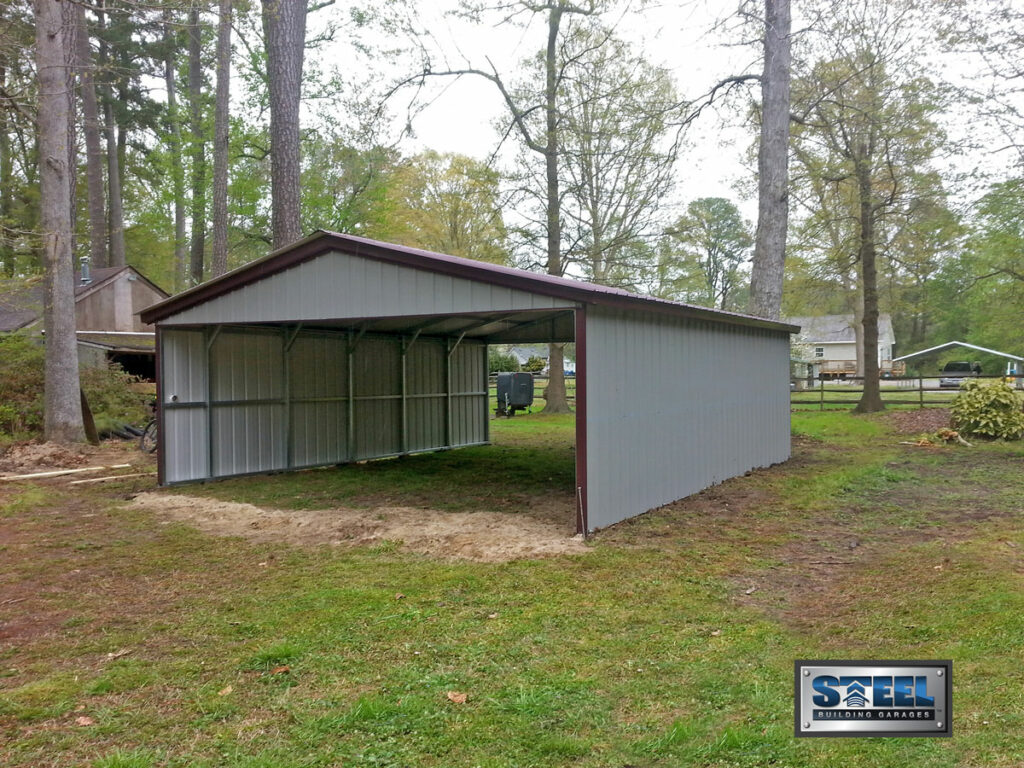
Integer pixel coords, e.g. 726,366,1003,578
188,4,207,284
76,4,107,269
211,0,231,276
749,0,791,320
853,154,884,413
262,0,306,249
0,59,14,277
542,6,569,414
97,2,126,267
35,0,84,443
163,11,187,290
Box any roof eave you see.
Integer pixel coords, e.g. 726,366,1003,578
141,231,799,334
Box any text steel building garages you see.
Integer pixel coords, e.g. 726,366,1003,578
141,231,797,533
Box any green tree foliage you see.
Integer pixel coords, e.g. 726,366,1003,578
0,335,146,437
385,151,510,264
662,197,752,311
487,349,520,374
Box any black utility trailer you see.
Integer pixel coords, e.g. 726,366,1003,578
495,372,534,417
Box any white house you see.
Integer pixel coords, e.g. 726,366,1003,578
787,314,897,378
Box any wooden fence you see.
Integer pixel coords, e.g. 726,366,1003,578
791,374,1024,411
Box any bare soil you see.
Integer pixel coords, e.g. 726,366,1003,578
0,439,145,476
129,492,587,562
885,407,953,434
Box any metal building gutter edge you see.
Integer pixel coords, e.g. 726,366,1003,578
141,231,799,335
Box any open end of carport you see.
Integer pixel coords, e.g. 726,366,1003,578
156,306,587,536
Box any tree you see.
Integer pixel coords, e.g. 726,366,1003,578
187,3,208,283
34,0,84,442
400,1,608,414
161,9,188,289
212,0,232,276
748,0,792,320
665,197,753,311
790,0,946,412
558,31,683,288
95,1,126,268
387,151,510,263
75,4,107,268
262,0,307,249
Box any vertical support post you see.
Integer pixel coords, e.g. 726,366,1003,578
347,331,355,461
155,325,166,486
819,376,824,411
483,344,490,444
204,325,222,479
919,373,924,409
400,336,408,454
283,325,301,469
445,338,452,448
574,306,588,537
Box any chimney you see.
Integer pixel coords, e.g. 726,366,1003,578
80,256,91,285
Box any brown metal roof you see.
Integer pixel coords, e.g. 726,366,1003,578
141,230,799,333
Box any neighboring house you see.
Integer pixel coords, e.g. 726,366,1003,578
0,264,169,379
787,313,898,378
505,345,576,374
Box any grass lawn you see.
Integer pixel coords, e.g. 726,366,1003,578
2,409,1024,766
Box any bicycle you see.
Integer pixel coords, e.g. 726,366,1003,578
139,418,158,453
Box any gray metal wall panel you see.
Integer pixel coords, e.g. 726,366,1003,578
211,403,286,476
449,341,487,447
162,329,206,404
164,407,208,482
291,401,347,467
160,326,488,483
163,250,574,325
161,330,209,482
211,330,284,401
584,307,791,530
407,399,445,452
290,332,348,399
354,400,401,458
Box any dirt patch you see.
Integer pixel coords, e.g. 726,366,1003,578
0,442,90,473
0,440,150,478
129,492,587,562
885,408,952,434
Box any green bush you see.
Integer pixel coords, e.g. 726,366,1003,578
0,334,45,435
0,334,149,438
523,355,546,373
950,379,1024,439
80,363,149,432
488,349,520,374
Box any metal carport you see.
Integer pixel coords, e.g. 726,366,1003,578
141,231,797,534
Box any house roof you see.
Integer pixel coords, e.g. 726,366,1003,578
787,313,894,346
141,230,800,333
76,332,156,352
0,266,169,332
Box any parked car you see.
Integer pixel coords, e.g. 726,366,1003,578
939,361,979,388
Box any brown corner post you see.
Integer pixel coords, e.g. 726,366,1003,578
155,325,166,486
574,306,588,537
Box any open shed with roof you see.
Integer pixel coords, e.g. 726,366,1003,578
141,231,796,533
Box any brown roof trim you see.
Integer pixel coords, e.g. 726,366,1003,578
141,231,798,334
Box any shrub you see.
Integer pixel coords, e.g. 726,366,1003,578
950,379,1024,440
488,349,520,374
80,363,149,432
523,355,546,373
0,334,45,435
0,334,149,438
